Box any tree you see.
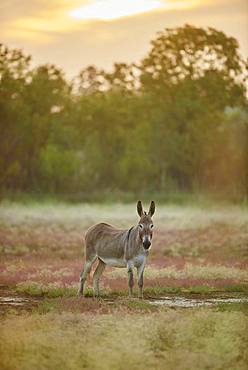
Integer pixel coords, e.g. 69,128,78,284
0,44,31,189
140,24,247,105
22,64,70,188
137,25,248,192
1,24,247,199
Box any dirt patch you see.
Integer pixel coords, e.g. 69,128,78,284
0,290,40,315
0,296,37,307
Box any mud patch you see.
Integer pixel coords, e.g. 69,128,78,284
0,294,39,313
150,296,248,308
0,296,33,306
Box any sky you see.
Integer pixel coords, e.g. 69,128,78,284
1,0,248,79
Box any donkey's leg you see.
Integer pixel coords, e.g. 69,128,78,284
78,254,96,296
127,261,134,297
93,259,106,298
137,265,145,299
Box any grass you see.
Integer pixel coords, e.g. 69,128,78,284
1,202,248,260
146,284,248,295
35,297,160,315
12,281,248,299
106,264,248,281
3,190,248,205
0,310,247,370
216,302,248,314
1,201,248,230
3,190,247,205
145,286,183,295
3,261,247,286
15,281,78,298
1,202,248,370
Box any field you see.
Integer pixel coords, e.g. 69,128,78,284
0,202,248,370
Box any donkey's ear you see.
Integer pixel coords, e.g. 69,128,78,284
137,200,144,217
148,201,155,217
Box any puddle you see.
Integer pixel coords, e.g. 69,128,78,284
0,296,37,307
149,296,248,308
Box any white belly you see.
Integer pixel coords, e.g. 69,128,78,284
99,253,146,268
100,258,127,268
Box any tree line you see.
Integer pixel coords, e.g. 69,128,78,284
1,25,248,200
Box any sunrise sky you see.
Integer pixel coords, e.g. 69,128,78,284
1,0,248,78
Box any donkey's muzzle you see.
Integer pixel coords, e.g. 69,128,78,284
143,238,151,250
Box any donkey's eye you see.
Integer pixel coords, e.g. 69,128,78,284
139,224,143,229
150,224,154,229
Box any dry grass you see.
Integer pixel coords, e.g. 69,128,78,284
1,310,247,370
3,260,247,283
1,202,248,261
1,202,248,369
1,202,247,294
106,264,248,281
1,202,248,229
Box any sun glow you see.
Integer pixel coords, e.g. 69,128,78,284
69,0,163,21
5,0,200,43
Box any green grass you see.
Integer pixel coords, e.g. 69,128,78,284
14,282,126,299
13,280,248,299
145,286,182,296
216,302,248,314
145,285,248,296
117,298,159,312
221,284,248,294
35,299,61,314
16,281,78,298
185,285,217,294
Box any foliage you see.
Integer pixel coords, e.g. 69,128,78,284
0,25,247,198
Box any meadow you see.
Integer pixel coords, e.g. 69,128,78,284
0,201,248,370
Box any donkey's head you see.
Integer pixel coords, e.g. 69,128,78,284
137,200,155,250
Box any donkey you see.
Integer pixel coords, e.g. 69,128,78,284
78,201,155,298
